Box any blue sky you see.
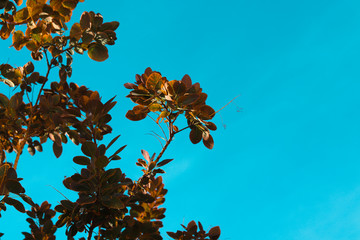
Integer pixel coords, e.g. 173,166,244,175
1,0,360,239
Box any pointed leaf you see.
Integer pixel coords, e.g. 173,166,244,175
203,134,214,149
106,134,121,150
157,159,173,167
6,179,25,194
4,197,25,212
53,142,62,158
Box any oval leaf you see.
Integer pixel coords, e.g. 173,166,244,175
73,156,90,165
81,141,97,157
88,43,109,62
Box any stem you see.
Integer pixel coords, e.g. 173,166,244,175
13,136,27,170
154,121,174,163
87,224,95,240
34,50,52,107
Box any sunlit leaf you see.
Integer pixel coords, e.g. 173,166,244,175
14,7,29,23
148,103,162,112
203,134,214,149
0,78,15,87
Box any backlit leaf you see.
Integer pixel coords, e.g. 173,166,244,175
146,72,162,90
88,42,109,62
14,7,29,23
70,23,82,40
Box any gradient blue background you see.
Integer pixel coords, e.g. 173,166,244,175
1,0,360,239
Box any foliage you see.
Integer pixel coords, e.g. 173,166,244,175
0,0,221,239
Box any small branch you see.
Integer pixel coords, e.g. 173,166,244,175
212,95,240,117
154,121,174,163
34,50,53,107
148,114,168,141
87,224,95,240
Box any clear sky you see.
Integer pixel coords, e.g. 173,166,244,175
1,0,360,239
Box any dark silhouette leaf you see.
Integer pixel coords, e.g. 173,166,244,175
189,128,202,144
208,226,221,239
6,179,25,194
73,156,90,165
157,159,173,167
53,142,63,158
81,141,97,157
4,197,25,212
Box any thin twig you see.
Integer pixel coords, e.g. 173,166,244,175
147,114,168,140
34,50,52,106
212,95,240,117
48,185,70,201
146,132,164,148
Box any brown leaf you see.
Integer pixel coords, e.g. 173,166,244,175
181,74,192,89
70,23,82,40
189,128,202,144
6,179,25,194
81,141,97,157
87,42,109,62
3,197,25,212
80,11,91,30
73,156,90,165
53,142,63,158
203,134,214,149
208,226,221,239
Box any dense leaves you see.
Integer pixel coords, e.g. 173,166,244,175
125,68,217,149
0,0,221,239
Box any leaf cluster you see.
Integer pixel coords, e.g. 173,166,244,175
125,68,217,149
0,1,222,239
